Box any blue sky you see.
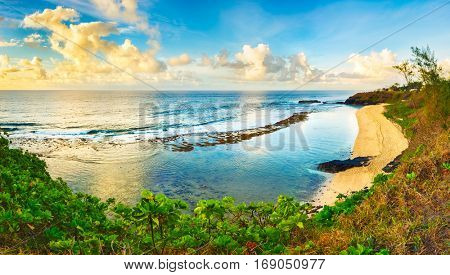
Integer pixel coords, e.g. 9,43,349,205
0,0,449,90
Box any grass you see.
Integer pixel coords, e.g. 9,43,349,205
384,101,417,138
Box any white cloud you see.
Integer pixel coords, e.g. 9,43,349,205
0,54,46,80
292,53,321,79
24,33,45,47
214,49,231,67
21,6,165,84
235,44,270,81
22,6,79,28
203,44,324,83
317,49,403,88
439,59,450,79
90,0,157,36
277,52,324,82
347,49,397,79
0,54,9,68
0,38,19,47
167,53,191,66
199,54,212,66
198,44,325,83
91,0,139,22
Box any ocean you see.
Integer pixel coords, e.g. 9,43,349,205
0,90,359,204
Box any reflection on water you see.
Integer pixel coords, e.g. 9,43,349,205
1,90,358,204
40,106,358,205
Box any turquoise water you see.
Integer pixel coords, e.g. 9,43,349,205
0,90,358,204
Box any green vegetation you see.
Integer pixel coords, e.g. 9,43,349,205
411,46,443,85
393,60,415,85
1,46,448,255
384,101,417,138
344,88,411,105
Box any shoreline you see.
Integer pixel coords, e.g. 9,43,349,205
313,104,408,206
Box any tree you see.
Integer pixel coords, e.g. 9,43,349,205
393,61,415,85
410,46,442,85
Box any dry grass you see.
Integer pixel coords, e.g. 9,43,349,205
300,85,449,254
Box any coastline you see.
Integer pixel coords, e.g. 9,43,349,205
313,104,408,206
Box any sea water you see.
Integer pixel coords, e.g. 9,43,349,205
0,90,359,204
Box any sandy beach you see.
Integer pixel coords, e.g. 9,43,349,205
314,104,409,206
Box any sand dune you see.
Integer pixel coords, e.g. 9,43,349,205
314,104,408,206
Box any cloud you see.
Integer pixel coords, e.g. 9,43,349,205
18,57,47,79
0,54,46,80
22,6,79,28
90,0,157,36
91,0,139,22
21,6,165,84
210,46,400,85
214,49,232,67
234,44,271,81
0,55,9,68
200,44,325,83
24,33,45,47
347,49,397,79
0,39,20,47
439,59,450,78
273,52,324,82
318,49,402,88
327,72,366,79
167,53,191,66
199,54,212,66
291,53,323,79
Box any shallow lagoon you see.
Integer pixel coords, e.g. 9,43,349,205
0,90,358,204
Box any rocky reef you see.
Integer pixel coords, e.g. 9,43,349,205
156,112,309,152
298,100,321,104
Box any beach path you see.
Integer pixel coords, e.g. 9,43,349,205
314,104,409,206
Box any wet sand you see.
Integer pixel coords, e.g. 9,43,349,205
313,104,408,206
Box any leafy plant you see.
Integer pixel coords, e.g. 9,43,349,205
393,60,415,85
411,46,442,85
406,172,417,181
442,162,450,171
340,244,389,255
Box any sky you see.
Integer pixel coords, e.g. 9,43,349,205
0,0,449,91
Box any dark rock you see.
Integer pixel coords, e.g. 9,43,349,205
383,154,402,172
307,205,323,214
318,156,372,173
298,100,321,104
158,112,308,152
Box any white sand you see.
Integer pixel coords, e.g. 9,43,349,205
313,104,408,206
